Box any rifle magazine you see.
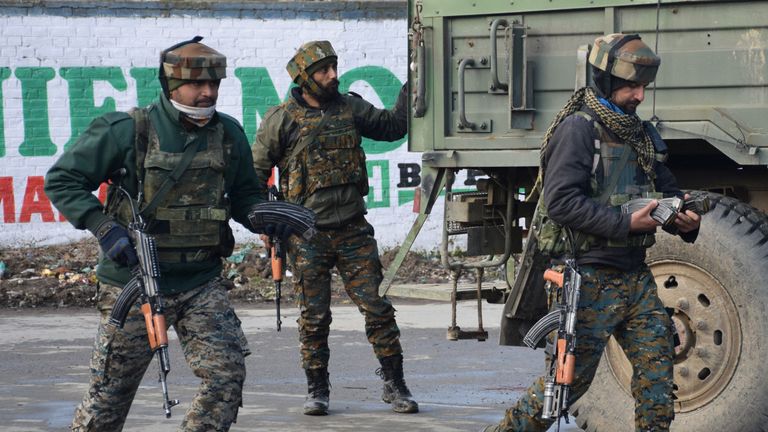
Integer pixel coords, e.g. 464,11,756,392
524,309,561,349
107,277,143,328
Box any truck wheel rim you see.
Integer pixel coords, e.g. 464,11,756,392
603,260,741,412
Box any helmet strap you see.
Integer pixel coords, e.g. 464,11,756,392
298,70,333,103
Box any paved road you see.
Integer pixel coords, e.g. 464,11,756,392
0,300,582,431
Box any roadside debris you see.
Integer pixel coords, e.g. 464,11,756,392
0,240,481,308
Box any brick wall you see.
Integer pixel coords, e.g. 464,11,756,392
0,1,453,251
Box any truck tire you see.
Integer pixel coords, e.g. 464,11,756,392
572,193,768,432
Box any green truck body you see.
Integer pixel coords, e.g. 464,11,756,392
393,1,768,430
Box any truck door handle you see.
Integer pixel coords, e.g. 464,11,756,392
490,18,509,92
458,58,487,131
458,58,476,129
414,42,427,118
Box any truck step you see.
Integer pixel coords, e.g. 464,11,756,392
386,282,504,302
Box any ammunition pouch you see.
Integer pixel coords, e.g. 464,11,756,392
536,215,590,258
156,249,217,263
280,98,368,205
537,218,656,256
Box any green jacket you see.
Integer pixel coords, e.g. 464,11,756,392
252,87,407,228
44,94,265,293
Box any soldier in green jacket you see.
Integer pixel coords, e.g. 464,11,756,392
44,37,265,431
252,40,418,416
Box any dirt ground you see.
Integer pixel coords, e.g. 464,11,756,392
0,239,487,308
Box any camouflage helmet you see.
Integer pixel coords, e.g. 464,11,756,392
159,36,226,95
589,33,660,95
286,40,338,92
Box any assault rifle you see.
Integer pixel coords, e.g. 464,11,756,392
621,194,711,227
269,235,285,331
107,169,180,418
523,259,582,430
266,186,286,331
247,196,317,331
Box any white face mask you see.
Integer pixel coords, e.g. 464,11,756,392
170,99,216,126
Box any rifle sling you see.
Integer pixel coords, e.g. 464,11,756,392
126,107,202,218
286,109,332,165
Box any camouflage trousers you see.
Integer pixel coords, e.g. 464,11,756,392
288,216,402,370
497,264,674,432
71,277,249,432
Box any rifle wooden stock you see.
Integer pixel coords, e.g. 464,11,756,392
271,240,283,332
271,251,283,283
141,303,169,350
543,269,564,287
555,340,576,385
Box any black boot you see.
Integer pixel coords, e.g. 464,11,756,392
377,354,419,413
303,367,330,416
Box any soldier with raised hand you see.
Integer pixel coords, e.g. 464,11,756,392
252,40,417,416
482,34,701,431
45,37,267,431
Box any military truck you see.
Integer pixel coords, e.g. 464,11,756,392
383,1,768,430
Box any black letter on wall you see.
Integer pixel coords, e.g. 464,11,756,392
397,163,421,187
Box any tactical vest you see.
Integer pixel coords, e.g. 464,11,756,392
536,111,659,257
278,97,369,205
110,106,234,263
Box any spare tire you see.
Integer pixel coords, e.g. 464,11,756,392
572,193,768,432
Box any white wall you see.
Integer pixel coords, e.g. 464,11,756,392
0,6,452,251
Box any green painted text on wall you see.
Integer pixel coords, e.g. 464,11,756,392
0,66,403,158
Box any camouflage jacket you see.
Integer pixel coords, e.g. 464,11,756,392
44,94,264,293
253,86,407,228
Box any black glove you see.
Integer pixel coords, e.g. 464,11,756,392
263,223,294,240
393,82,408,128
95,220,139,267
